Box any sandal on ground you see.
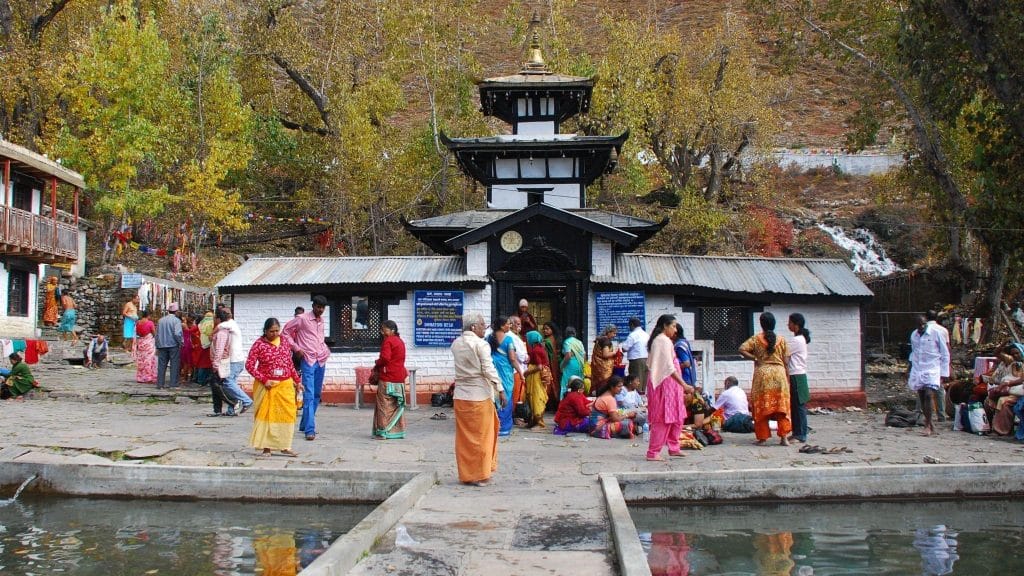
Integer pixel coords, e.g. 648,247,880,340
280,449,299,457
799,444,821,454
667,452,687,458
257,450,272,458
206,412,222,417
646,455,666,462
780,438,791,446
754,439,768,446
305,433,316,441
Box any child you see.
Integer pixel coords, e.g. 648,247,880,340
616,373,648,427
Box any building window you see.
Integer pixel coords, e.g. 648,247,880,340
696,306,751,358
325,294,386,352
7,269,30,317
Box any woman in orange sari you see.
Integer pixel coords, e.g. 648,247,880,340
739,312,792,446
247,317,300,457
42,277,59,326
590,324,618,395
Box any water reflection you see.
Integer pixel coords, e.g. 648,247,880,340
0,495,372,576
634,499,1024,576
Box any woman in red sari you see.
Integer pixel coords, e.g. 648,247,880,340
553,376,592,435
372,320,408,439
645,314,687,461
739,312,791,446
247,317,300,457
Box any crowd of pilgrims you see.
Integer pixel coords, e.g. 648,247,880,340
486,303,815,457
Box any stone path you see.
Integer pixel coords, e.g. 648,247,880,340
4,362,1024,575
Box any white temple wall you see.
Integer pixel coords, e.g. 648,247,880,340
232,287,493,387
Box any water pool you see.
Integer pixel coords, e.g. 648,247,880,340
630,498,1024,575
0,495,374,575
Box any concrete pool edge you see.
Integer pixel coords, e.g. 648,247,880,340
300,470,436,576
0,460,420,502
1,461,437,575
601,463,1024,576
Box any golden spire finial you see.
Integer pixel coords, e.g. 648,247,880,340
522,10,549,74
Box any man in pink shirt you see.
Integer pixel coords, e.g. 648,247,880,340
283,295,330,441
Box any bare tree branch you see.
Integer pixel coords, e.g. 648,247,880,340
271,53,334,135
278,115,333,136
29,0,71,42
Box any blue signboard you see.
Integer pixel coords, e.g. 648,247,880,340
595,291,645,342
414,290,464,347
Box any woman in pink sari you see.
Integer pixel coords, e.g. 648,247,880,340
134,310,157,383
645,314,688,461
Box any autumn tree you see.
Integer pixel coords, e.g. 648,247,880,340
52,1,180,235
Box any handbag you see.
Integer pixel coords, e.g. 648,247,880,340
514,401,532,422
368,368,380,387
216,358,231,379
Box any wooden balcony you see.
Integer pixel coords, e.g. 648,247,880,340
0,204,78,263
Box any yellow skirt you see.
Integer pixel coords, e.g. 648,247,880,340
250,378,298,451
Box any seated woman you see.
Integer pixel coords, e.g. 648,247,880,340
984,343,1024,435
1,353,38,400
590,376,639,439
684,385,715,429
554,376,593,435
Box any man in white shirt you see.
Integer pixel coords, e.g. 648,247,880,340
909,313,950,437
620,317,649,393
924,310,950,422
715,376,753,433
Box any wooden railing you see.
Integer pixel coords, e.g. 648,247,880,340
0,204,78,261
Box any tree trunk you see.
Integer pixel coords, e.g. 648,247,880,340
983,249,1010,344
704,144,722,202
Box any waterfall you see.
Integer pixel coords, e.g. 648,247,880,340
0,473,38,506
816,224,902,276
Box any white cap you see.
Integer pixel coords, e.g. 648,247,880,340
519,299,528,307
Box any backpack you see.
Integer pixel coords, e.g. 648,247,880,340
885,408,924,428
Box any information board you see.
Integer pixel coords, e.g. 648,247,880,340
414,290,464,347
594,291,645,342
120,273,144,289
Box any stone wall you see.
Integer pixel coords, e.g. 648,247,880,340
41,274,139,342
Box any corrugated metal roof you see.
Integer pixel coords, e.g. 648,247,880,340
408,209,660,230
216,256,486,289
594,254,874,298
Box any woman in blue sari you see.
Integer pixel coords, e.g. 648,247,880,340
560,326,586,400
488,318,517,436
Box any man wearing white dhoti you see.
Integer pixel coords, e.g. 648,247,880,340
908,313,950,436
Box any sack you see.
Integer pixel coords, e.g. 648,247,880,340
967,402,990,434
885,408,924,428
431,392,452,407
216,358,231,379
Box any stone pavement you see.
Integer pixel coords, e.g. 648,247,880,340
4,361,1024,575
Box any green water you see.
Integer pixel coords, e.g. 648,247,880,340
0,495,374,575
631,499,1024,575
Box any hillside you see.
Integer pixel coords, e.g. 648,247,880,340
84,0,916,283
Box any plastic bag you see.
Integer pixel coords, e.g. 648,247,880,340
967,402,990,434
